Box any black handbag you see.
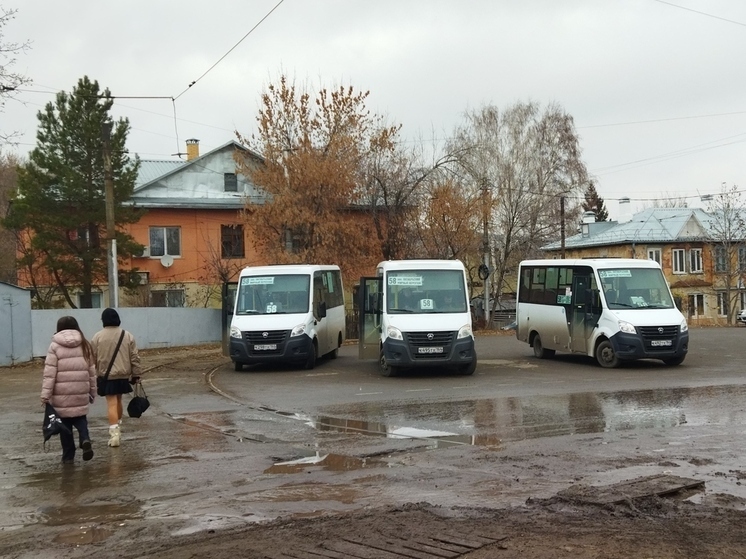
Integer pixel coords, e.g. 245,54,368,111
97,330,126,396
43,402,71,443
127,382,150,418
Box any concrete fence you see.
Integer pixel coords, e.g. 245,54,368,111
30,308,222,358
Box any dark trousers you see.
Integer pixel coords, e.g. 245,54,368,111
59,415,90,462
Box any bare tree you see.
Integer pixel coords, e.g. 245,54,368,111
0,151,20,283
0,7,31,144
446,101,588,306
706,183,746,324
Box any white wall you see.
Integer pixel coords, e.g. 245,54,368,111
31,308,221,358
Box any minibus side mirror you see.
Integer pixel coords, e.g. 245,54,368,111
317,301,327,319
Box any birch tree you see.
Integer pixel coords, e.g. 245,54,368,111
707,183,746,324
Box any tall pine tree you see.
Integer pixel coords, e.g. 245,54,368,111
3,76,142,308
582,181,609,222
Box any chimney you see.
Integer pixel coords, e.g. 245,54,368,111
618,197,632,224
186,138,200,161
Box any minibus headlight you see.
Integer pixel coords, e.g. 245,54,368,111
291,323,307,337
230,326,242,339
619,320,637,334
386,325,403,340
457,324,473,339
680,319,688,333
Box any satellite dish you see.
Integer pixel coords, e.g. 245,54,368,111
160,255,174,268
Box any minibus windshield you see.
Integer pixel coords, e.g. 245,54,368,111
599,267,675,310
235,274,310,315
386,270,467,314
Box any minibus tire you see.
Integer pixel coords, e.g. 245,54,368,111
457,357,477,375
532,334,555,359
663,355,685,366
379,350,399,377
595,340,619,368
304,342,317,370
234,361,244,372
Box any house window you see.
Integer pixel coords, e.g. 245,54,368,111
687,293,704,319
221,225,244,258
151,289,185,307
224,173,238,192
283,229,302,253
714,246,727,273
647,248,661,264
689,248,703,274
739,245,746,272
149,226,181,257
672,249,685,274
717,293,729,317
77,292,103,308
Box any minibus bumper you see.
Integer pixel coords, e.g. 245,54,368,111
382,336,476,369
230,333,314,365
609,330,689,361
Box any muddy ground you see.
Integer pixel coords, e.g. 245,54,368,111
3,341,746,558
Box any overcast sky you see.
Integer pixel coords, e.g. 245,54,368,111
4,1,746,219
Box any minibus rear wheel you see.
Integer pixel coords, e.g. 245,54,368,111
532,334,555,359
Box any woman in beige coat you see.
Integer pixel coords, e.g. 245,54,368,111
40,316,96,464
91,308,142,447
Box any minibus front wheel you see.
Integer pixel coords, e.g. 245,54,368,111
595,339,620,368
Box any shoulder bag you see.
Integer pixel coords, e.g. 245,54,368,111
96,330,126,397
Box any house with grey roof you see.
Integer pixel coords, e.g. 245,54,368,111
542,206,746,325
115,139,268,309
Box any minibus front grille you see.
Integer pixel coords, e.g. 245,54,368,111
245,330,288,344
638,325,679,352
243,330,288,356
638,326,679,338
405,331,454,360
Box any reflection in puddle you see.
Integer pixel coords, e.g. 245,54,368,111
40,500,141,526
53,524,113,545
315,384,746,448
264,452,383,474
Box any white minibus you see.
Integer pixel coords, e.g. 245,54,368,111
229,265,345,370
358,259,476,376
516,258,689,368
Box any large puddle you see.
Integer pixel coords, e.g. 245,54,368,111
313,384,746,446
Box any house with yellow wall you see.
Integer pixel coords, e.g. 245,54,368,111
541,206,746,325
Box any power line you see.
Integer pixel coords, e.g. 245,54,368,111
652,0,746,27
173,0,285,100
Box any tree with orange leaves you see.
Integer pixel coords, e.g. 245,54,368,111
237,75,400,282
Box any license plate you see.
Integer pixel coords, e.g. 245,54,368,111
254,344,277,351
418,346,443,354
650,340,672,347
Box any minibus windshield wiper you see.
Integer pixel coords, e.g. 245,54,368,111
239,310,260,314
390,308,414,313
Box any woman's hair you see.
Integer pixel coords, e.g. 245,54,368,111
56,315,94,365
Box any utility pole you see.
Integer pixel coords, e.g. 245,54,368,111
560,196,566,259
102,123,118,308
482,179,491,329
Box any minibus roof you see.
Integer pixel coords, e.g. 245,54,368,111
238,264,340,276
376,259,466,272
519,258,661,269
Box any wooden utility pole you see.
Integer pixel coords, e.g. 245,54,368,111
102,123,118,308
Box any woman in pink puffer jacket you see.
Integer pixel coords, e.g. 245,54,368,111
40,316,97,464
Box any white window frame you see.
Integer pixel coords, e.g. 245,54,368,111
77,292,103,308
717,292,729,317
672,249,686,274
149,226,181,258
689,248,703,274
687,293,704,318
647,248,661,264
